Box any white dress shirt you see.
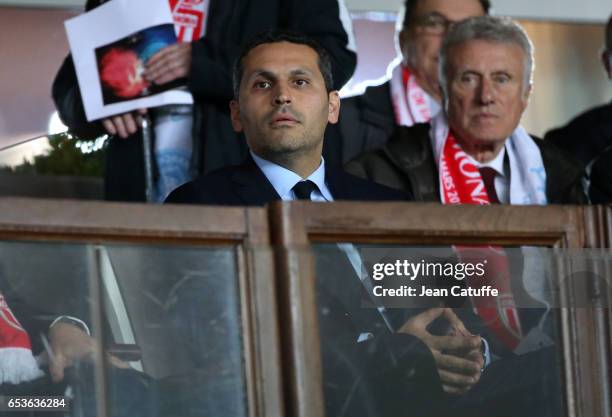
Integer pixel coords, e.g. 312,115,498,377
250,151,333,202
251,151,394,338
463,146,510,204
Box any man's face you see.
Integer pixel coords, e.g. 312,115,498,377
399,0,485,100
230,42,339,162
445,39,531,148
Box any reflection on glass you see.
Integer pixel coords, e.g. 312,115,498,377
0,132,106,178
0,240,247,417
311,243,579,417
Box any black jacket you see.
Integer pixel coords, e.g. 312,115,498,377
544,100,612,167
325,81,396,166
589,145,612,203
544,101,612,203
165,154,409,205
346,123,587,205
52,0,357,201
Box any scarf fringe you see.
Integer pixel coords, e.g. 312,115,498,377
0,347,44,384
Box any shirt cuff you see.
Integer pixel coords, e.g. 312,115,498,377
481,337,491,367
50,316,91,336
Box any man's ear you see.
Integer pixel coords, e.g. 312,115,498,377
398,30,410,65
602,50,612,79
327,91,340,124
229,100,243,132
524,82,533,100
521,82,533,110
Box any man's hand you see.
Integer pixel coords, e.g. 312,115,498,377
48,323,129,383
144,43,192,86
101,109,147,139
398,308,484,395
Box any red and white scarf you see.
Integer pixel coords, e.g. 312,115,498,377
169,0,210,42
431,112,547,206
431,113,547,350
0,293,43,384
389,63,440,127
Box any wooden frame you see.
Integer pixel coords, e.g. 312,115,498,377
2,197,608,417
268,201,611,417
0,197,284,417
577,205,612,417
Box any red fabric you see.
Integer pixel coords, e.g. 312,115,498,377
0,293,33,350
401,65,410,89
440,132,522,350
169,0,207,42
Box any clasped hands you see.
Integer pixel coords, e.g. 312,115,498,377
101,42,192,138
398,307,484,395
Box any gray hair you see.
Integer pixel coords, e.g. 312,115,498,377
438,16,534,98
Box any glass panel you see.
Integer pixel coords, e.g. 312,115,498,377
0,241,99,417
0,240,248,417
311,243,607,417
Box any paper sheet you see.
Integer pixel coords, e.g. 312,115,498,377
65,0,193,122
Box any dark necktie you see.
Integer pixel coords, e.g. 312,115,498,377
479,167,500,204
291,180,392,335
292,180,318,200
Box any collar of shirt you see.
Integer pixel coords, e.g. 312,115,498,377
250,151,334,202
463,145,509,203
463,145,507,177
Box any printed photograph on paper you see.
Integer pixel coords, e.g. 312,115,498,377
95,24,181,105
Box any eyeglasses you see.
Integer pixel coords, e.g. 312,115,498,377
411,13,456,35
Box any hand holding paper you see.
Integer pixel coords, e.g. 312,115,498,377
101,108,147,139
145,42,192,86
65,0,193,122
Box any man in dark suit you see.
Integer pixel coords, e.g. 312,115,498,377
165,30,401,207
53,0,356,202
544,13,612,203
167,30,490,417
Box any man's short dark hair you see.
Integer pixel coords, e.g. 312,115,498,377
232,30,335,98
401,0,491,30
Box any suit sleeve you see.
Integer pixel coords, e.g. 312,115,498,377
52,55,106,139
317,286,444,417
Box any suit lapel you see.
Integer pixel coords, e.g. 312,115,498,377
229,156,281,205
325,166,353,201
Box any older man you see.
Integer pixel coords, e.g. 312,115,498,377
348,17,582,416
324,0,489,165
347,16,585,205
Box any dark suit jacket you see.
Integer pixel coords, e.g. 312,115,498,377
166,157,445,417
324,81,396,166
544,100,612,167
544,101,612,203
166,155,411,205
